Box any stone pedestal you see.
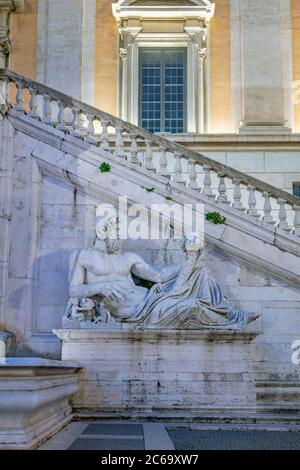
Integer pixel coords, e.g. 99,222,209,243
0,358,81,449
54,329,259,418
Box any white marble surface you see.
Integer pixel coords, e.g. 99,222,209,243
1,111,300,407
55,328,259,415
0,357,80,449
0,357,81,368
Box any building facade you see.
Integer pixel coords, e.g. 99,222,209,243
1,2,300,441
4,0,300,197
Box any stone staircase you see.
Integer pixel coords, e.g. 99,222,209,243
1,69,300,426
1,68,300,286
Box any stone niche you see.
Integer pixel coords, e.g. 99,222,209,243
54,328,259,417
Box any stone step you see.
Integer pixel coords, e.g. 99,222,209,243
73,409,300,426
169,423,300,432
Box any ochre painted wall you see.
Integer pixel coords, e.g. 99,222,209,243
10,0,37,79
209,0,232,133
94,0,118,115
292,0,300,132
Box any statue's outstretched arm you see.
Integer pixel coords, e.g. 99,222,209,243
129,254,180,283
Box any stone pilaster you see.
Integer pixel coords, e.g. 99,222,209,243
238,0,291,134
36,0,95,103
0,120,14,327
0,1,24,68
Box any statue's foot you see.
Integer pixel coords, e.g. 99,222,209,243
245,311,260,325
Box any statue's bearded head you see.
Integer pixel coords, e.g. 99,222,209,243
96,215,121,254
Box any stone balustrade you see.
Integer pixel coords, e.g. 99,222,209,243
1,68,300,239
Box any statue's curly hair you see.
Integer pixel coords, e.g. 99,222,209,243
96,215,119,240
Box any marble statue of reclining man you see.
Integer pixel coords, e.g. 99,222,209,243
66,216,259,330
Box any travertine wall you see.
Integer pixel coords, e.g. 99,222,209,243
292,0,300,133
0,123,299,392
200,150,300,199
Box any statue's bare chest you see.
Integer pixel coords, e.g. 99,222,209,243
83,252,130,277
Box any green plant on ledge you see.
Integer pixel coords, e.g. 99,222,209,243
99,162,111,173
143,187,155,193
205,212,226,225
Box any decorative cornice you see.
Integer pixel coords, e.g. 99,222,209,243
120,26,142,39
112,0,215,22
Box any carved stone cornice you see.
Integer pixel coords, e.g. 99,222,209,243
112,1,215,23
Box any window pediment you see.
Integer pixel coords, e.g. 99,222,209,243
114,1,212,6
113,0,215,21
118,0,211,7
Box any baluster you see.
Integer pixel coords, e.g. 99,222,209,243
70,107,81,137
293,205,300,237
262,191,274,226
78,113,88,137
277,198,289,231
145,139,155,171
100,119,110,151
56,101,67,131
158,146,169,176
203,166,213,197
129,134,139,164
13,83,25,112
247,185,260,219
218,173,229,204
86,114,97,144
28,88,39,119
188,160,198,190
114,126,127,158
174,152,185,185
233,179,244,211
42,95,53,125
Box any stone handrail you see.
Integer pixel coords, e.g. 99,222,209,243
1,68,300,237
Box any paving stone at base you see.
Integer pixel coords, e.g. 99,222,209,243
83,423,144,436
167,429,300,450
68,437,144,451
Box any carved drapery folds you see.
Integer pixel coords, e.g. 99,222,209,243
112,0,215,133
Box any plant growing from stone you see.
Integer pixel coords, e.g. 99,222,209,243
144,187,155,193
205,212,226,225
99,162,111,173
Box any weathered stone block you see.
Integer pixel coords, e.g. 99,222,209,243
54,329,259,416
0,358,81,449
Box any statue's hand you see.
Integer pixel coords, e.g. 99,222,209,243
102,286,127,303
